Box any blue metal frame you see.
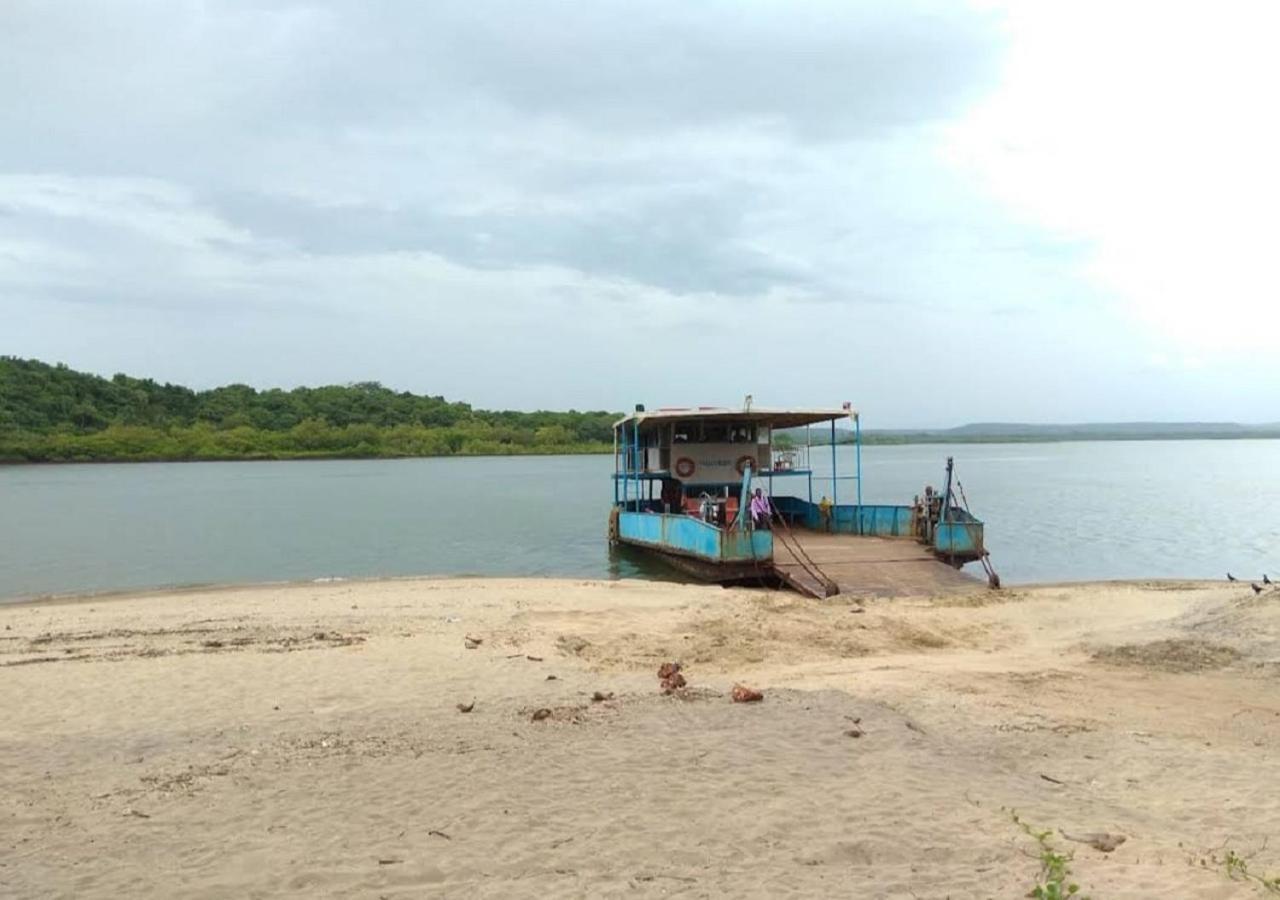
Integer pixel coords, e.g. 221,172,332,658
615,419,648,512
737,462,751,530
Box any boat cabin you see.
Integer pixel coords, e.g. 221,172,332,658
612,405,858,523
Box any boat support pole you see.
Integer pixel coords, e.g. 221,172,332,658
831,419,838,510
941,456,954,524
855,412,862,531
634,421,641,512
806,424,813,505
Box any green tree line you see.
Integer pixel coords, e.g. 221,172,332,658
0,357,618,463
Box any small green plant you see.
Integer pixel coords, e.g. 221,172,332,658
1008,809,1088,900
1206,847,1280,894
1225,849,1250,879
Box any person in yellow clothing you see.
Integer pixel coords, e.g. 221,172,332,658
818,495,833,532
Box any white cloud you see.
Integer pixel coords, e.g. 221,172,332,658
0,175,254,251
947,0,1280,356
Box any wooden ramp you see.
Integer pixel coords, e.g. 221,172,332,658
769,530,983,599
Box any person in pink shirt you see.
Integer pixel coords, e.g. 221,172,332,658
749,488,771,530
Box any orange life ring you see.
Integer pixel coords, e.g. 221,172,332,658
674,457,696,478
735,454,756,475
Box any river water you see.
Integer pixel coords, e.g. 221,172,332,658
2,440,1278,601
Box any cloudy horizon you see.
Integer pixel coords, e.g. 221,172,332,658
3,1,1278,428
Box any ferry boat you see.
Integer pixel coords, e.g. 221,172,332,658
608,402,993,598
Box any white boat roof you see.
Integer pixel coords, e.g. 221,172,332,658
614,405,856,430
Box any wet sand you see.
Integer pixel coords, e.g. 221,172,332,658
3,577,1279,898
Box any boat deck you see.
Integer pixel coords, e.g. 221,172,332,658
769,529,983,598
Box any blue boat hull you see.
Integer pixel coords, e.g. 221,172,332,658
613,510,772,569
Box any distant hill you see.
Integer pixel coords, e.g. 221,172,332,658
781,421,1280,445
928,421,1280,438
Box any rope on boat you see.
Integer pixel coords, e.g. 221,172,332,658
771,503,828,585
744,519,776,591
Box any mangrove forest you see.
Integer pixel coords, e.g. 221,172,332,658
0,357,617,463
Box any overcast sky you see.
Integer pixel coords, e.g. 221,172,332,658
3,1,1277,426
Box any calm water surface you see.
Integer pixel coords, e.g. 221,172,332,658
2,440,1278,601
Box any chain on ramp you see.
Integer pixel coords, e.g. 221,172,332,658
765,495,839,597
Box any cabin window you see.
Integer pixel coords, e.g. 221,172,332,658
672,424,692,443
703,422,729,443
728,423,755,443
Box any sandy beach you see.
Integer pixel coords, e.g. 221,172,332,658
3,577,1279,898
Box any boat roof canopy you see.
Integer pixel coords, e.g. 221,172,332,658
614,406,856,431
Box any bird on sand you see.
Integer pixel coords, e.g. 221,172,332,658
1252,583,1264,595
1227,573,1237,581
1265,574,1272,585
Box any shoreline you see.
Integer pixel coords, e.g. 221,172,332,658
6,432,1280,468
0,446,615,467
0,573,1231,610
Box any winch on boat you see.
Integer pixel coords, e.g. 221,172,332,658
607,401,995,598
